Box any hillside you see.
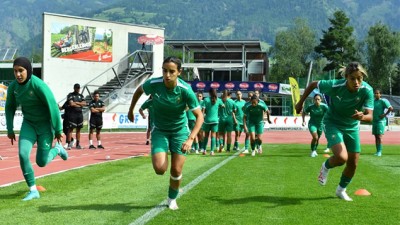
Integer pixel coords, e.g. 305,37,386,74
0,0,399,57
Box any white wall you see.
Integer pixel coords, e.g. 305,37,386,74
42,13,164,103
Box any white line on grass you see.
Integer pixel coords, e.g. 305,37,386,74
130,153,238,225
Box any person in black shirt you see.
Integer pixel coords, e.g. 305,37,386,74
88,91,106,149
66,83,86,149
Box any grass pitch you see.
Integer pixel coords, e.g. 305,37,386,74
0,144,399,225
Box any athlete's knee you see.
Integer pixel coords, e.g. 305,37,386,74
36,160,48,167
154,169,166,175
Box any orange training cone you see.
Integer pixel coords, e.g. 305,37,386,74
354,189,371,196
239,153,245,157
323,154,330,158
37,185,46,192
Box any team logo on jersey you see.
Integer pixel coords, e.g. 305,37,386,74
176,97,181,103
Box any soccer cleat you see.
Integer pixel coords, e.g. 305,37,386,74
202,150,206,155
22,190,40,201
374,152,382,157
335,186,353,201
242,149,249,154
146,140,149,145
67,144,72,150
71,138,76,147
76,145,83,150
167,198,179,210
251,150,256,156
310,151,318,157
97,145,105,149
218,145,224,153
89,145,96,149
63,143,68,149
56,142,68,160
324,148,330,153
258,145,263,154
195,150,199,154
318,162,329,185
210,151,215,156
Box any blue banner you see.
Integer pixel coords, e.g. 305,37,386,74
187,81,280,93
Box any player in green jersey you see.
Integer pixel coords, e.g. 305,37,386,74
5,57,68,201
233,90,246,151
243,95,271,156
218,90,237,152
296,62,374,201
372,89,393,156
202,88,224,155
128,57,204,210
302,94,329,157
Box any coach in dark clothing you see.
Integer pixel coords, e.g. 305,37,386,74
66,83,86,149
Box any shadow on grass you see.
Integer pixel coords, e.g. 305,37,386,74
0,190,27,199
39,202,156,213
209,195,334,208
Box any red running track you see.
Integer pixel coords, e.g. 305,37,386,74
0,131,398,187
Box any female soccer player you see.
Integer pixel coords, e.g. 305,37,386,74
301,94,329,157
295,62,374,201
6,57,68,201
372,89,393,156
128,56,204,210
243,95,271,156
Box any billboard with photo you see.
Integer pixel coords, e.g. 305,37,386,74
50,22,113,62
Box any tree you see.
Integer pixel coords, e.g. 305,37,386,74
366,22,400,93
315,10,357,73
270,18,316,83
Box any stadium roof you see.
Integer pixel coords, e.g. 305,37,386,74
165,40,263,52
0,48,17,61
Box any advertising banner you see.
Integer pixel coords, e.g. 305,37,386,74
51,22,113,62
288,77,301,116
0,83,7,111
188,81,280,93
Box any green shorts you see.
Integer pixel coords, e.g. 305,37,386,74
218,117,235,132
324,122,360,153
151,127,190,155
308,123,323,136
202,123,219,132
372,121,386,135
235,123,244,132
246,121,264,135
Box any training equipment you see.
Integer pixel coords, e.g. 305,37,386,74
318,162,329,185
36,185,46,191
355,189,371,196
22,190,40,201
239,153,245,157
323,154,330,158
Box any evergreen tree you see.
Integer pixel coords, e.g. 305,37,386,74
366,22,400,93
315,10,357,73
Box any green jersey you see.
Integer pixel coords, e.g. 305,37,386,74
203,97,224,124
5,75,62,135
244,102,268,124
219,98,236,120
142,77,199,132
318,79,374,130
305,103,329,126
373,98,391,123
140,98,154,124
234,99,246,125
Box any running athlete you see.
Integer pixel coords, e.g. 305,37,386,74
196,91,204,154
128,57,204,210
233,90,246,151
5,57,68,201
243,95,271,156
372,89,393,156
201,88,224,155
218,90,237,152
295,62,374,201
88,91,106,149
301,94,329,157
